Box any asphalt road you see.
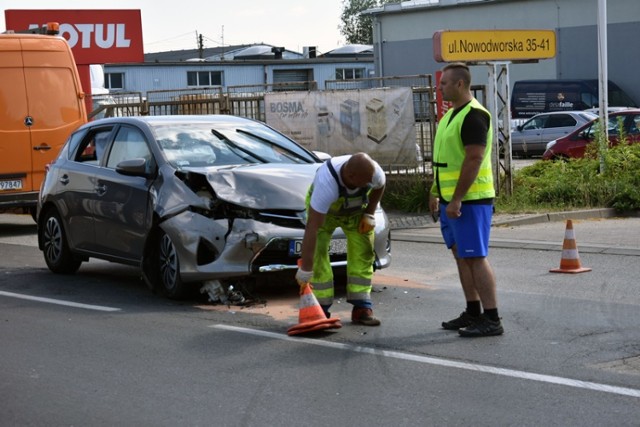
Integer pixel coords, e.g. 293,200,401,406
0,213,639,426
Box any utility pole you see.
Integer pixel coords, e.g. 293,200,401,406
197,31,204,59
597,0,608,173
221,25,225,60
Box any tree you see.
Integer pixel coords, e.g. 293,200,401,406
339,0,394,45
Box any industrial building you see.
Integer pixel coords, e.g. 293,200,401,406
103,44,375,94
365,0,640,104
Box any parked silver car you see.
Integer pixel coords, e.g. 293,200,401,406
509,111,598,157
37,115,391,299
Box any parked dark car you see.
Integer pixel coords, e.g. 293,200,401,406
37,115,392,298
509,111,598,157
542,109,640,160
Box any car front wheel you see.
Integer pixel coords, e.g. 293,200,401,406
144,229,188,299
40,209,82,274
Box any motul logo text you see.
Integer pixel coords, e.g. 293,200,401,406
29,23,132,49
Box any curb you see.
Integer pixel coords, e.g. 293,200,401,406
491,208,620,227
390,233,640,256
388,208,624,230
389,208,640,256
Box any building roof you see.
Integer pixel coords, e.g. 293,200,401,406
227,45,302,60
321,44,373,58
144,44,250,62
144,43,371,62
145,43,307,62
364,0,495,14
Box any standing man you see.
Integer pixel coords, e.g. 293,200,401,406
296,152,385,326
429,62,504,337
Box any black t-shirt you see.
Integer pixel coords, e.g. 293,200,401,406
442,101,493,205
448,101,491,146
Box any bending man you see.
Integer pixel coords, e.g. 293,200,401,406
296,152,385,326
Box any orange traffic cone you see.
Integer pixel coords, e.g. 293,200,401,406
287,283,342,336
550,219,592,274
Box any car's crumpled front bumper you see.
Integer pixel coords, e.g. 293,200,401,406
159,209,390,283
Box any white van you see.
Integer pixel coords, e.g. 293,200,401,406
0,23,87,219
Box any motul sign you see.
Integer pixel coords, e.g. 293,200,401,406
59,23,132,49
4,9,143,64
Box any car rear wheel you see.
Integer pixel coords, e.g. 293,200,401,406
41,209,82,274
144,229,189,299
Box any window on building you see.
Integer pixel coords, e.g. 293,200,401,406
272,69,313,91
105,73,124,90
335,68,365,80
187,71,223,87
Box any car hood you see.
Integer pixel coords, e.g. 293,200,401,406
205,163,321,210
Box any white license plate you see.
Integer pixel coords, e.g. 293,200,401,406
0,179,23,191
289,238,347,256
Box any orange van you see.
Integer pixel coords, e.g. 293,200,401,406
0,23,87,219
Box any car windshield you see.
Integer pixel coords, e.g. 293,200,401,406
583,115,626,138
151,122,316,168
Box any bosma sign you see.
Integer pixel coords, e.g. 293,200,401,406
433,29,556,62
4,9,143,64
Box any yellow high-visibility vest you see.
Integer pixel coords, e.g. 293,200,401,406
432,98,495,202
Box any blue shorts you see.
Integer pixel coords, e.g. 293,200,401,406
439,203,492,258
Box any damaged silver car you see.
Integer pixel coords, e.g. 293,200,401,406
37,115,391,298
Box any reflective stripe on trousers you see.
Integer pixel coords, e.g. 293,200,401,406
310,213,375,308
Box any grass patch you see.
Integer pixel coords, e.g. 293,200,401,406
497,142,640,213
384,140,640,214
382,174,430,213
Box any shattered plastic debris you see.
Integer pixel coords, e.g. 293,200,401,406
200,281,247,306
200,280,228,304
227,285,246,305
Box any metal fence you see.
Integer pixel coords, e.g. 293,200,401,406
87,77,439,178
325,74,437,177
225,81,319,122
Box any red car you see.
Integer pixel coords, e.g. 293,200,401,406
542,109,640,160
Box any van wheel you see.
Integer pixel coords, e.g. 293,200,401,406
29,207,37,223
41,209,82,274
144,229,188,299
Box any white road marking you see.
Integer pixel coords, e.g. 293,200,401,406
0,291,121,312
212,324,640,399
0,238,38,247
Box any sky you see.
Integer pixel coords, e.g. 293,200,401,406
1,0,346,55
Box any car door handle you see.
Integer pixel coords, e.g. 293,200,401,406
59,175,69,185
34,144,52,151
95,184,107,196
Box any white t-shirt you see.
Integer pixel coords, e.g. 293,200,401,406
310,155,386,214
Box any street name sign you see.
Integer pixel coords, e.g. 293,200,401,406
433,29,556,62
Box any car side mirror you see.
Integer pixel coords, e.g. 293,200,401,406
116,158,152,177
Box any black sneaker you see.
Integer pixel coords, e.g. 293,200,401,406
458,315,504,337
441,311,477,330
